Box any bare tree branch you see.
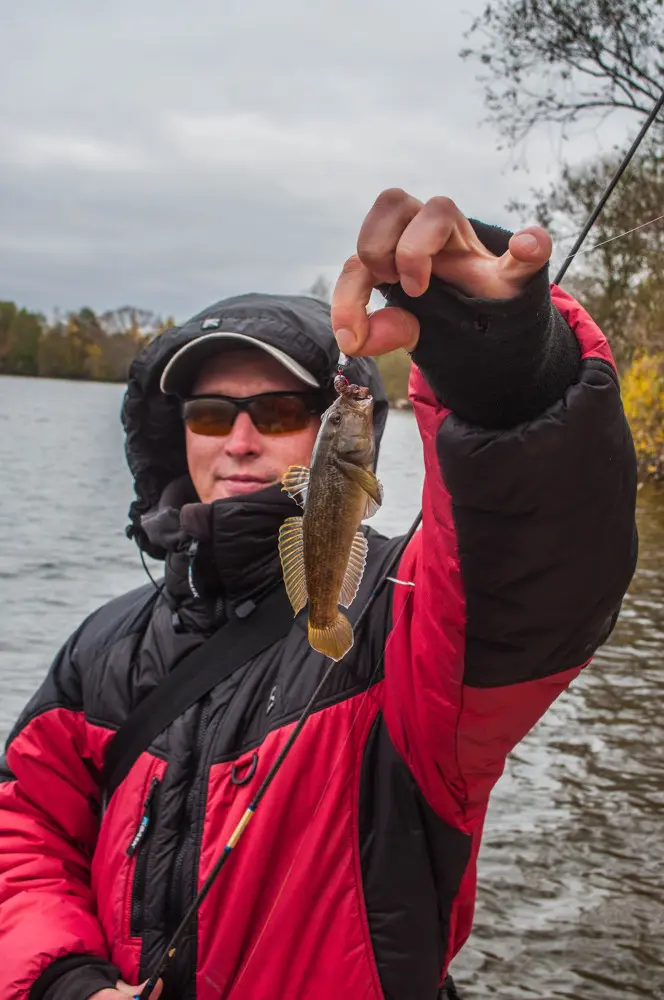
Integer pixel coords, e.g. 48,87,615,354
512,141,664,366
461,0,664,144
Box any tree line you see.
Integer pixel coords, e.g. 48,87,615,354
0,305,174,383
4,0,664,474
462,0,664,480
0,286,414,405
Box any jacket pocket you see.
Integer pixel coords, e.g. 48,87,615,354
127,775,161,937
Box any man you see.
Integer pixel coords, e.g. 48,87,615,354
0,191,637,1000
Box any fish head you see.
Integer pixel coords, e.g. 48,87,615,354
319,385,375,469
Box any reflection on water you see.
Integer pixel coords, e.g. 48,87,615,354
451,484,664,999
1,376,662,998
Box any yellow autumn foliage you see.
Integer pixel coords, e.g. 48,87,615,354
621,352,664,481
375,349,412,407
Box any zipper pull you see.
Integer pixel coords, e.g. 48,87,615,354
187,539,200,599
127,777,160,857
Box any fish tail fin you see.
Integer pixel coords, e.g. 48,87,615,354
308,612,354,661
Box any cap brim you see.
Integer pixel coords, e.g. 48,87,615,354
160,332,320,396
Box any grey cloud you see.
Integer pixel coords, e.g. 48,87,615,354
1,0,633,320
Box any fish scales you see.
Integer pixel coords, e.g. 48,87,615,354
303,453,367,634
278,375,383,661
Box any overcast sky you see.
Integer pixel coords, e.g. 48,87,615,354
1,0,636,322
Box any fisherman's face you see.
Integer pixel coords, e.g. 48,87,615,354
185,348,321,503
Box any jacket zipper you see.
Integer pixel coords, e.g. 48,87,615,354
167,705,209,930
128,776,160,936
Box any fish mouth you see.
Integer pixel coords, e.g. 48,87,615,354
335,376,372,402
342,394,373,412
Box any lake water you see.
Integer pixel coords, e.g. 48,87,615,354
1,374,662,999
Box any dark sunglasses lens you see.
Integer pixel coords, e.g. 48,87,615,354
249,396,312,434
183,399,237,436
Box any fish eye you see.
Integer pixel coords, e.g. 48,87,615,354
329,412,342,425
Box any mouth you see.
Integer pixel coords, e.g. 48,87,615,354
220,475,275,495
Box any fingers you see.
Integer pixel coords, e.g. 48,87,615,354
335,191,555,356
393,197,486,297
331,255,375,355
331,254,420,356
333,190,451,354
360,306,420,357
355,192,491,300
356,188,423,284
114,982,138,998
498,226,553,292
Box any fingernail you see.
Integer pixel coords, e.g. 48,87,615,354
516,233,539,253
336,329,357,354
399,275,421,297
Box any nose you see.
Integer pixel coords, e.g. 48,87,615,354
223,411,263,457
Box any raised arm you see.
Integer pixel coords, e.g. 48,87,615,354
332,189,637,834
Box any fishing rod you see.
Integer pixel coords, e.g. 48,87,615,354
554,87,664,285
139,505,421,999
139,86,662,1000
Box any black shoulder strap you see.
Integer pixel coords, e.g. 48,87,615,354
102,585,293,801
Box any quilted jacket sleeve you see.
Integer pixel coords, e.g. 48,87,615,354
0,626,119,1000
381,228,638,836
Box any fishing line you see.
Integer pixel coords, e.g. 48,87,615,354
554,87,664,284
553,212,664,265
139,513,422,1000
233,582,415,990
139,85,664,1000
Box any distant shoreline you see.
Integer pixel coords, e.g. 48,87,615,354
0,371,413,409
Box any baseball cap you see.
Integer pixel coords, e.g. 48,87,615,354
160,329,320,397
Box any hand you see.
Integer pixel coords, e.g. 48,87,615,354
331,188,553,357
89,978,163,1000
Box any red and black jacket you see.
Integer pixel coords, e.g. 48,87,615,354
0,224,638,1000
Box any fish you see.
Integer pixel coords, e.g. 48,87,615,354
278,375,383,661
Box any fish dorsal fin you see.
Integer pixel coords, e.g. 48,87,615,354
339,531,368,608
281,465,310,507
278,516,308,615
337,461,383,519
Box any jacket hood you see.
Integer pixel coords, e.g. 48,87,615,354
121,292,389,558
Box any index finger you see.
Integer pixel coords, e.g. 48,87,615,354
330,255,375,355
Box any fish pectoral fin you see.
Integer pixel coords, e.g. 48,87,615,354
281,465,311,507
339,531,368,608
362,489,383,519
278,516,308,615
336,461,383,519
309,612,354,661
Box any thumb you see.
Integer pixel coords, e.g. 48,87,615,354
343,305,420,357
499,226,552,291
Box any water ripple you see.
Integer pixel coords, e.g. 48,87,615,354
0,375,662,998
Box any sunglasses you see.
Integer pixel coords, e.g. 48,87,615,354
182,391,324,437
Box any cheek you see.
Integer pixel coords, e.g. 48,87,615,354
273,421,320,469
185,430,219,482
